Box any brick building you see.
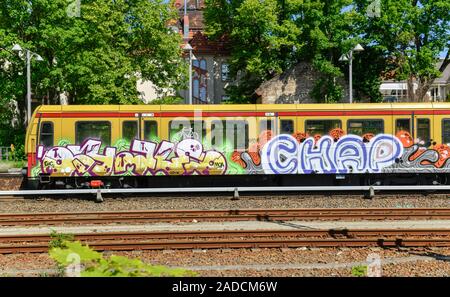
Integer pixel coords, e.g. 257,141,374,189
138,0,232,104
175,0,231,104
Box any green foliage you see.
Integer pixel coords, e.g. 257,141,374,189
354,0,450,101
206,0,448,103
352,47,386,102
298,0,356,103
205,0,362,103
0,0,187,122
49,239,196,277
310,77,344,103
49,231,75,249
0,128,26,161
204,0,302,103
351,265,367,277
150,96,185,105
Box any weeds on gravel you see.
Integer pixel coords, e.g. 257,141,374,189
49,231,75,249
351,265,367,277
48,233,196,277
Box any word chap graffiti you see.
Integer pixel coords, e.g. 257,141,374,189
261,134,403,174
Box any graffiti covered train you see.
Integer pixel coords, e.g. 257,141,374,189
25,103,450,188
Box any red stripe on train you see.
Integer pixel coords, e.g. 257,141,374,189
40,112,139,118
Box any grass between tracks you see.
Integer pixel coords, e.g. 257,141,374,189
48,232,196,277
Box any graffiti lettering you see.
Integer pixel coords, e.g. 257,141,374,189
36,138,227,177
261,134,403,174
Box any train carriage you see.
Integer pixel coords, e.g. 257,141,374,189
24,103,450,189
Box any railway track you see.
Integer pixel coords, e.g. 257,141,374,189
1,229,450,253
0,208,449,226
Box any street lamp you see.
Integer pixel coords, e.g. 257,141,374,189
183,43,197,105
339,43,364,103
12,44,44,123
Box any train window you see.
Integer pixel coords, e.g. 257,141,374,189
39,122,54,148
122,121,138,142
443,119,450,145
396,119,411,134
417,118,430,145
259,119,275,134
144,121,158,141
211,120,249,151
306,120,341,136
75,121,111,145
347,120,384,136
280,120,294,135
169,120,205,142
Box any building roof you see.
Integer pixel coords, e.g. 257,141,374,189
175,0,231,56
435,59,450,84
190,31,230,56
382,58,450,84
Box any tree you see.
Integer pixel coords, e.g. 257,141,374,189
205,0,363,103
354,0,450,102
204,0,301,103
352,46,388,102
0,0,187,130
295,0,356,103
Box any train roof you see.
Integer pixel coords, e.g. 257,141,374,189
33,102,450,114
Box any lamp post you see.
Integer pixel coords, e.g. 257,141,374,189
183,43,197,105
12,44,44,123
339,44,364,103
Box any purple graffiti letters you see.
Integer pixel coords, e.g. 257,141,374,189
36,138,227,177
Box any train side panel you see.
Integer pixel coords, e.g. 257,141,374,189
26,103,450,187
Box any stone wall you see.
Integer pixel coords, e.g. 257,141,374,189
255,62,349,104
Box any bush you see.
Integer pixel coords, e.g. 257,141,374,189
0,127,26,162
49,231,75,249
49,239,197,277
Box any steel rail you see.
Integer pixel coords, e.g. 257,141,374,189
1,229,450,253
3,239,450,254
0,208,449,226
1,229,450,243
2,185,450,197
2,207,449,217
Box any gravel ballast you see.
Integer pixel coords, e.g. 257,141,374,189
0,194,449,213
0,247,449,277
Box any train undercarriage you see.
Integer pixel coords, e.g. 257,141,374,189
26,172,450,190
